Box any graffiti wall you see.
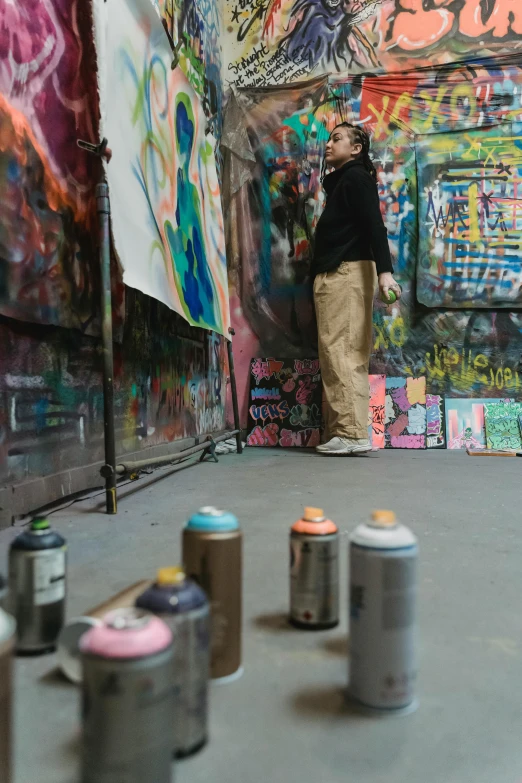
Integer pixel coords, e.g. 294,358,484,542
221,58,522,426
0,0,107,332
0,0,227,512
0,292,225,487
224,0,522,86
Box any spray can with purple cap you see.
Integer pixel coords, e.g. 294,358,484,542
136,567,210,757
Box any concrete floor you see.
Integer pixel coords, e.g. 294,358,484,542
2,447,522,783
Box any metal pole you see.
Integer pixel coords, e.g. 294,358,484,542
227,328,243,454
96,182,117,514
111,429,240,474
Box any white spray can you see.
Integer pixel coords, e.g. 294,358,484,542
348,510,418,715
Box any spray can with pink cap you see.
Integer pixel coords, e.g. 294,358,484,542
80,607,175,783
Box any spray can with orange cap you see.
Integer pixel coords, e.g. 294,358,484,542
349,510,418,715
290,507,339,630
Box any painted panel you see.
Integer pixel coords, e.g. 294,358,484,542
94,0,230,335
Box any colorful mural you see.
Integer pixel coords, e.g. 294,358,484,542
0,0,230,515
224,0,522,86
384,376,427,449
0,293,226,487
95,0,230,336
221,58,522,426
417,125,522,308
154,0,223,133
0,0,109,332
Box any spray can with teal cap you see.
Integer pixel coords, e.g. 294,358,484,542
8,517,66,654
183,507,242,682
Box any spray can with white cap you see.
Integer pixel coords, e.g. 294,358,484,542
183,507,242,682
290,507,339,629
349,510,418,715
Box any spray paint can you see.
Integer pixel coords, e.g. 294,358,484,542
290,507,339,629
0,573,7,609
57,579,154,684
136,567,210,757
80,608,175,783
349,510,418,715
183,506,242,682
0,609,15,783
9,517,66,654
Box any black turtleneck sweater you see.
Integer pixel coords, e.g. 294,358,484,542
311,159,393,277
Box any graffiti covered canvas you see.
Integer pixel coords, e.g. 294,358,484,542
246,358,322,447
384,376,427,449
416,125,522,308
0,0,106,332
93,0,230,336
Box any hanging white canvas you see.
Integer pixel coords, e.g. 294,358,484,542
92,0,230,335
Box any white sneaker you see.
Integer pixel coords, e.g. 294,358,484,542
316,436,372,455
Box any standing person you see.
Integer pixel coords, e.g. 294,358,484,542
312,122,401,455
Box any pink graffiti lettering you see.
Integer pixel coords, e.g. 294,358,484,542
247,423,279,446
279,428,321,448
391,0,522,51
427,419,441,435
391,385,411,412
387,413,409,438
296,376,317,405
390,434,426,449
282,378,295,393
294,359,320,376
251,358,284,383
249,400,290,422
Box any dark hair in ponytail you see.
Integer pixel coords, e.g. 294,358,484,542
320,122,377,183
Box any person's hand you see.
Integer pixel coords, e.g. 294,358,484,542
378,272,401,302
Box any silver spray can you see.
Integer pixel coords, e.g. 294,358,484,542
349,510,418,715
136,567,210,757
0,573,7,609
183,507,242,681
290,507,339,629
8,517,66,654
0,608,16,783
80,608,175,783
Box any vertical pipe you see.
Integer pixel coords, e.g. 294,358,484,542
96,182,117,514
227,329,243,454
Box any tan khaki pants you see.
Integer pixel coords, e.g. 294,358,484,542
313,260,377,440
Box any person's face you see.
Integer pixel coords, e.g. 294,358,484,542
324,127,362,169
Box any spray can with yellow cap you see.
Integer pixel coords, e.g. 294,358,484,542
290,507,339,629
349,510,418,715
136,568,210,757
